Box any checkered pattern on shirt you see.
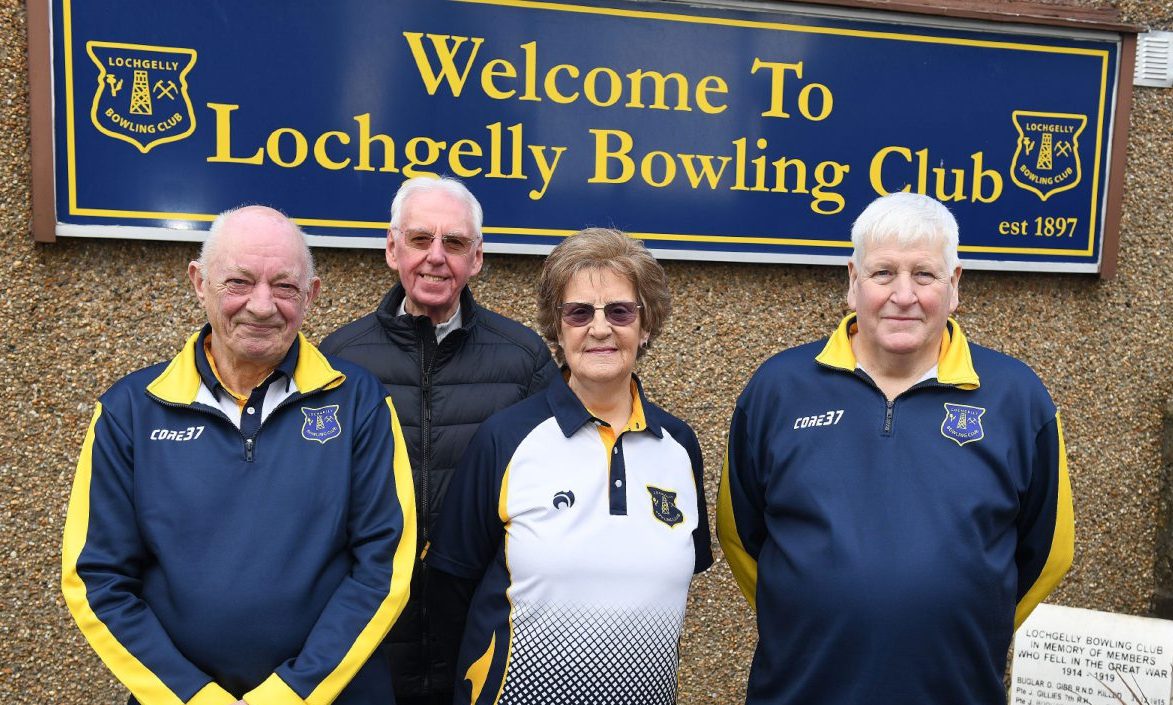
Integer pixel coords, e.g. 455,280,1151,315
498,600,685,705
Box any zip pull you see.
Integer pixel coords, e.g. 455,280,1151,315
244,437,255,462
883,400,895,435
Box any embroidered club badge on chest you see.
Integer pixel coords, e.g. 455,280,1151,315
941,403,986,446
647,486,684,527
301,405,342,444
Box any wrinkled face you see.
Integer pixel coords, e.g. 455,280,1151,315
387,189,483,323
558,268,649,392
847,240,960,369
189,208,319,369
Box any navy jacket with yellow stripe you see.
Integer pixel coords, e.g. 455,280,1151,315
718,316,1073,705
62,329,416,705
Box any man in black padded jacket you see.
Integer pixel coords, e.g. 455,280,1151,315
320,177,558,705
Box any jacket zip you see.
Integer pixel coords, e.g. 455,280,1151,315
416,325,460,692
843,370,946,438
418,323,437,693
419,330,436,543
882,400,895,436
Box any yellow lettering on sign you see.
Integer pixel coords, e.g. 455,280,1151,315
544,64,581,104
678,153,732,189
870,146,1003,203
354,113,398,173
403,136,444,178
313,131,352,170
584,67,623,107
588,129,636,184
206,103,263,165
204,105,568,201
752,59,832,121
695,75,728,115
402,32,485,97
589,130,849,214
481,58,518,100
401,32,730,114
267,128,308,168
625,69,691,111
448,138,484,177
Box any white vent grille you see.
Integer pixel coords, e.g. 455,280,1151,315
1135,31,1173,88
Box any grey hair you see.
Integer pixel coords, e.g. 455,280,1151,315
389,176,483,240
850,192,960,272
199,205,316,286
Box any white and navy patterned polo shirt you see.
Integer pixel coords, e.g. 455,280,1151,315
427,373,712,705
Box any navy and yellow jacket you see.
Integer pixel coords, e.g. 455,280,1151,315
718,315,1073,705
62,329,416,705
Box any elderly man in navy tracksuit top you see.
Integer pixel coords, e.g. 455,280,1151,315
64,206,416,705
719,192,1073,705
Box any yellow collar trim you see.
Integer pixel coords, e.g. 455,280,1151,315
145,332,204,404
584,379,648,434
147,332,344,405
814,314,979,389
936,321,980,388
203,338,248,403
291,333,347,394
624,379,648,434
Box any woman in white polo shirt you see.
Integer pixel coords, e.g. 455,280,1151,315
427,228,712,705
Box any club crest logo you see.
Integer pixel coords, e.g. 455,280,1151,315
552,490,575,510
646,486,684,527
941,403,986,447
87,41,197,153
1010,111,1087,201
301,405,342,444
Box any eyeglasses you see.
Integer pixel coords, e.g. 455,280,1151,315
396,228,477,256
557,301,642,327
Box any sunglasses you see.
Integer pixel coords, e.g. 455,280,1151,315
557,301,642,327
397,228,476,256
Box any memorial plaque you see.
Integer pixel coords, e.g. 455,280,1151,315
1012,603,1173,705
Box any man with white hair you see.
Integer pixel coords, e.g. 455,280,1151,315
718,192,1074,705
63,205,416,705
321,177,557,705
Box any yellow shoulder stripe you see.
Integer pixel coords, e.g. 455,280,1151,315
1014,412,1074,629
716,451,759,610
292,396,416,705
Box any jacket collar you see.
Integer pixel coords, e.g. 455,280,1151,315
814,314,980,389
147,327,345,405
548,371,664,439
192,324,299,397
375,283,479,342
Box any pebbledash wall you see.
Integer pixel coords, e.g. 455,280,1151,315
2,0,1171,703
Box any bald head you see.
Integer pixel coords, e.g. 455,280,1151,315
199,206,316,288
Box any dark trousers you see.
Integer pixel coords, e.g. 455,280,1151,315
395,693,454,705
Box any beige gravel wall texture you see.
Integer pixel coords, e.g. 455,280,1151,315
2,1,1171,703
